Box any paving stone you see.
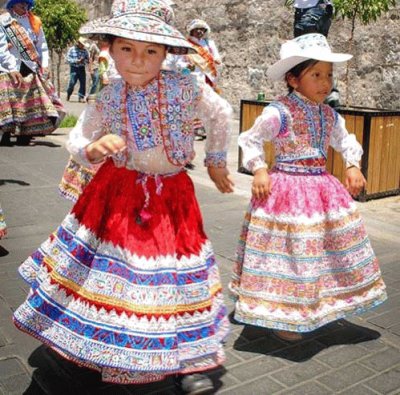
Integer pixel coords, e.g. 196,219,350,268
271,340,327,363
368,309,400,329
218,375,284,394
0,373,32,394
232,335,289,361
318,364,375,392
364,366,400,394
316,344,370,368
360,347,400,372
316,321,381,347
358,339,388,353
282,381,333,395
224,349,244,367
227,356,285,382
0,358,27,379
338,384,382,395
0,332,6,348
389,323,400,336
271,360,327,388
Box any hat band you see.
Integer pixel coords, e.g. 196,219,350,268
112,11,168,24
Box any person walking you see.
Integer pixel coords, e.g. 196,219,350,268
230,33,386,342
293,0,334,37
87,40,100,97
0,0,64,146
183,19,223,141
65,37,89,102
13,1,234,394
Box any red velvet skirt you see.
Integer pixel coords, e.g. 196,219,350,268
15,159,228,384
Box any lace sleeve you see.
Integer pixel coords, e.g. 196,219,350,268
196,82,233,168
66,102,106,167
330,114,363,168
238,105,281,173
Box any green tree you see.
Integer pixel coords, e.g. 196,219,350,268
333,0,396,104
33,0,88,94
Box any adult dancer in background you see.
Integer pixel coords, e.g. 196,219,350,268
0,0,64,146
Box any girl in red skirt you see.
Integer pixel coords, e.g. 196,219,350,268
13,1,234,393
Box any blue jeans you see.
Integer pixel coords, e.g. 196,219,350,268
89,68,100,95
67,65,86,99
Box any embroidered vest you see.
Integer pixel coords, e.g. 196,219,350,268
0,13,41,66
269,93,337,164
97,70,200,167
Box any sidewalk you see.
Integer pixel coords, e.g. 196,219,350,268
0,106,399,394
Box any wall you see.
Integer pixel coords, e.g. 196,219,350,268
76,0,400,113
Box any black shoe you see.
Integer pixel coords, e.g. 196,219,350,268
66,94,71,101
0,132,12,146
174,374,214,395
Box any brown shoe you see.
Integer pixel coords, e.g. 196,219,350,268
272,330,303,342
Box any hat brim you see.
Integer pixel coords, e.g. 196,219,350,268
267,52,353,81
80,14,195,54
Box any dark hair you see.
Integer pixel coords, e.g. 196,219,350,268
285,59,319,93
97,34,117,45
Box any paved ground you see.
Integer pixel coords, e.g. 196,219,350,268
0,98,400,395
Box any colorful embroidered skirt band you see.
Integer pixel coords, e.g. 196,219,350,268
230,170,387,333
58,156,101,202
14,160,229,384
274,158,328,175
0,72,65,135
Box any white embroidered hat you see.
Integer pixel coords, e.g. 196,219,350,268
267,33,352,81
79,0,194,54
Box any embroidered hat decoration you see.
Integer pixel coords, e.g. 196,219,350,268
267,33,352,81
79,0,194,54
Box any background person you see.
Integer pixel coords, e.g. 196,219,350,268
0,0,64,146
65,37,89,102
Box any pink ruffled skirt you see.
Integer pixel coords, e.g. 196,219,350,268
230,169,387,332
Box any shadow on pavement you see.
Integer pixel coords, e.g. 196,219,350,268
23,345,226,395
0,245,9,257
0,179,31,187
232,319,381,363
29,140,62,148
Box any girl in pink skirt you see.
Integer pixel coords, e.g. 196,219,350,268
230,33,387,342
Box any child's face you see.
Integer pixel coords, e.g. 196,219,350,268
190,28,207,40
287,61,333,104
110,38,167,87
11,1,29,15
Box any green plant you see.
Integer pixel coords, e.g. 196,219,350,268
59,114,78,128
33,0,88,94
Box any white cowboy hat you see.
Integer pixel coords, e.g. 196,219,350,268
267,33,352,81
186,19,211,35
80,0,194,54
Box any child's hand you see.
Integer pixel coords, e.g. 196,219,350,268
252,168,271,200
86,135,127,163
208,167,235,193
0,228,7,239
344,166,366,197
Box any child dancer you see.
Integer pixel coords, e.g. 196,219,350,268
230,33,386,342
13,1,234,393
0,203,6,239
